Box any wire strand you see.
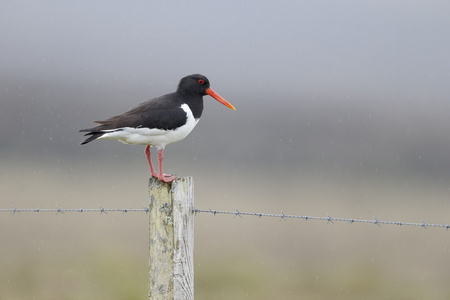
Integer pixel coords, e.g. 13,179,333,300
193,208,450,229
1,205,449,230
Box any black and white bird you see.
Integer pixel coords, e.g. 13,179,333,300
80,74,235,182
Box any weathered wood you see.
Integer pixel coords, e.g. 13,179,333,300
148,177,194,300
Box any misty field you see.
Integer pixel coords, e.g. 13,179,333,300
1,158,449,300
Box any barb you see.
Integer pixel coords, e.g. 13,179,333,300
193,208,450,230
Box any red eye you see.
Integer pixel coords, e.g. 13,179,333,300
198,79,204,84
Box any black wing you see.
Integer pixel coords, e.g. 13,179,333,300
80,93,187,144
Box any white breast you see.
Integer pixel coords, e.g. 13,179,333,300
99,104,199,149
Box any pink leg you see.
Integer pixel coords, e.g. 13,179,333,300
157,149,176,182
145,146,158,178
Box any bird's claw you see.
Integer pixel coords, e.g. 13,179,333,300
152,173,177,183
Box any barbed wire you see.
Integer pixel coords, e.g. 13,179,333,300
1,206,449,230
0,206,149,214
193,208,450,230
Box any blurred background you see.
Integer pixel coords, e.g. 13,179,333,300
1,1,450,299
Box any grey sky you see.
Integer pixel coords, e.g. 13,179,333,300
2,1,449,96
1,1,450,175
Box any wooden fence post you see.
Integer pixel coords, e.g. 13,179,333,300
148,177,194,300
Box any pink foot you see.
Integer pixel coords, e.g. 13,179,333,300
157,173,177,183
145,147,177,182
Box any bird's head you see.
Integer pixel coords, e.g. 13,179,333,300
178,74,236,110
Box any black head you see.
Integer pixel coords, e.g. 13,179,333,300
177,74,236,110
177,74,210,96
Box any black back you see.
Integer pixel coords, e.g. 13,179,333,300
80,74,210,144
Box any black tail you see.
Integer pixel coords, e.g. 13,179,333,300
79,128,104,145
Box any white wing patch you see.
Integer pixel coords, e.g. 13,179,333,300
99,104,199,149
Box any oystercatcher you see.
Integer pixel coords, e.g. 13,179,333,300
80,74,235,182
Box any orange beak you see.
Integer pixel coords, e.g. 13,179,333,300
205,88,236,110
